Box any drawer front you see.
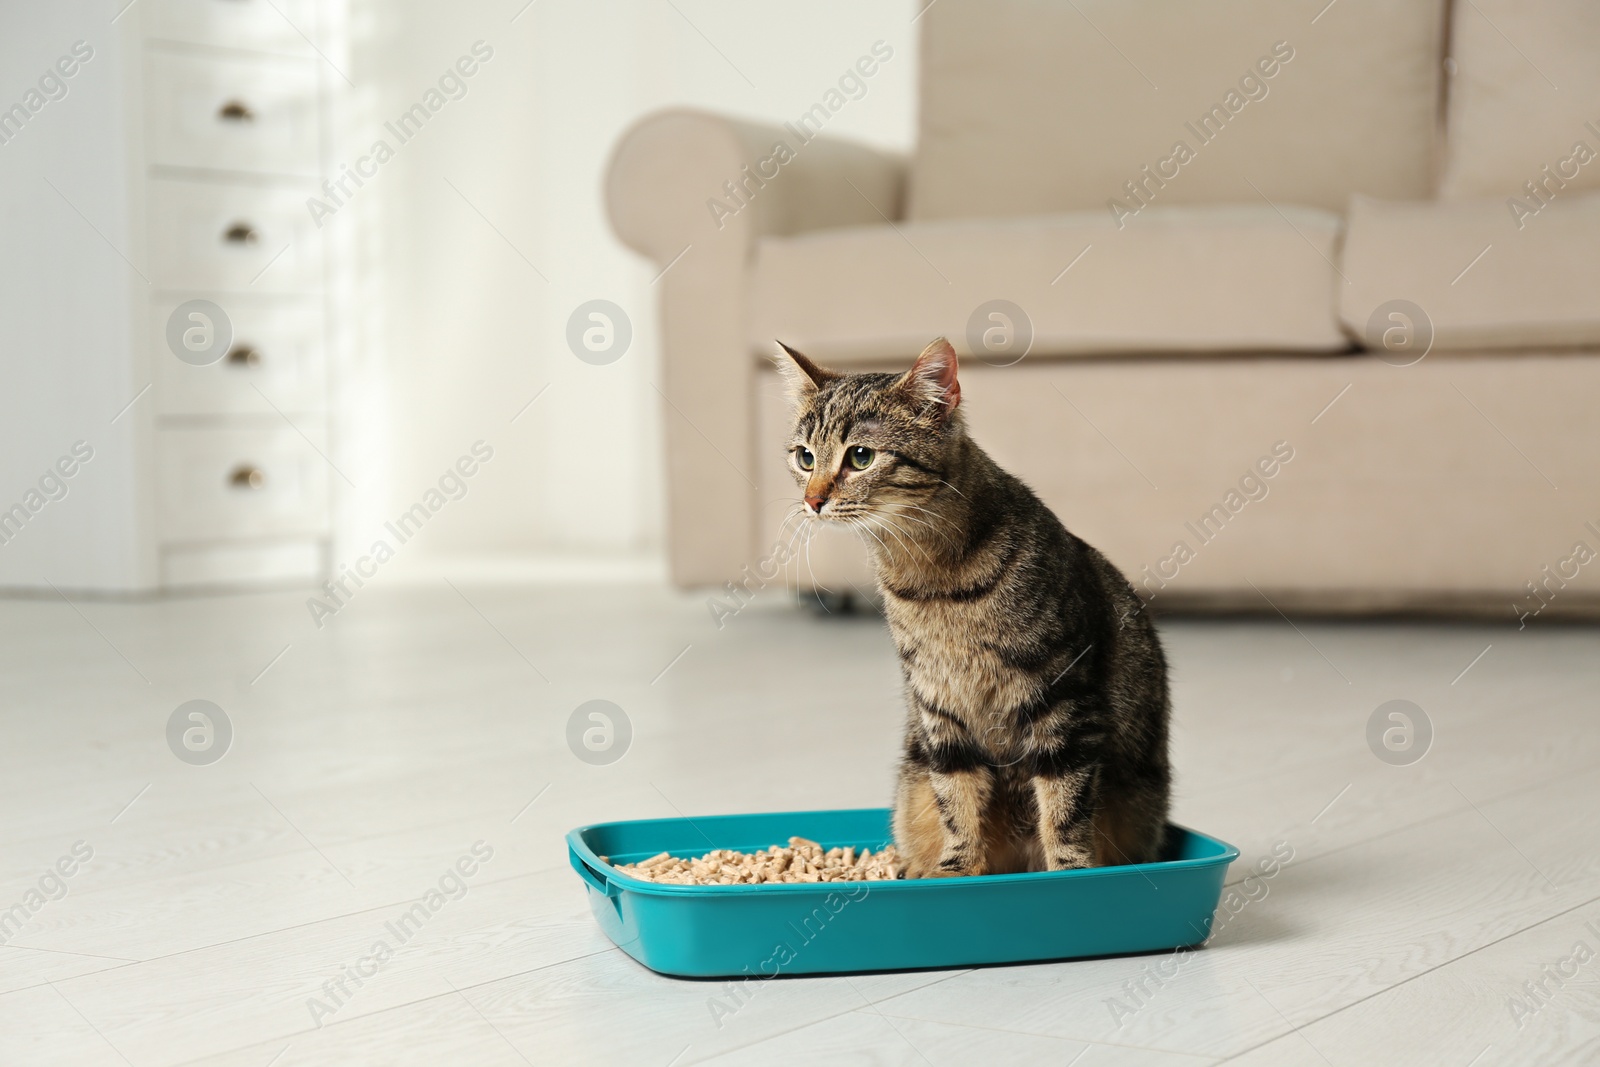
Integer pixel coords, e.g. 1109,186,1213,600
144,0,322,56
154,297,326,416
146,51,320,176
149,179,324,293
158,426,330,541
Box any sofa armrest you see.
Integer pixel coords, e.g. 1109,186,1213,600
605,109,904,588
606,108,906,264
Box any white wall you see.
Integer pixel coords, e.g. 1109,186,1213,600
336,0,919,581
0,2,151,592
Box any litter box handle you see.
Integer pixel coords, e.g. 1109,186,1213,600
571,852,620,899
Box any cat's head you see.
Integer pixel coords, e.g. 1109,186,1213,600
776,337,962,520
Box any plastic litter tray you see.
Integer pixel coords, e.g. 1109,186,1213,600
567,807,1238,977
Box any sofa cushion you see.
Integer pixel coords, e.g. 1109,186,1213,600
1439,0,1600,201
910,0,1446,222
749,205,1348,363
1341,193,1600,350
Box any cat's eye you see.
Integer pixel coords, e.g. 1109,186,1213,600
847,446,876,471
796,447,815,471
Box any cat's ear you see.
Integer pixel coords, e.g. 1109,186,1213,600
899,337,961,420
773,341,835,397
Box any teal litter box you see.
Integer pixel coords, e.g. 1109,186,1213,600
566,807,1238,978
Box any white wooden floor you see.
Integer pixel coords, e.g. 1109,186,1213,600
1,583,1597,1066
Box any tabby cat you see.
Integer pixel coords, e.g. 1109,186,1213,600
778,338,1172,877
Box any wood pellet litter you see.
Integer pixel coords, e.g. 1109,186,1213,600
609,837,901,884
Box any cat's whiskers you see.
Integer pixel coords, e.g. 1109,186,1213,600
774,503,807,550
800,521,836,607
863,512,937,566
785,522,811,594
776,508,816,594
790,520,821,594
887,500,964,540
841,509,906,562
771,518,802,559
878,504,960,555
844,516,894,559
774,504,809,551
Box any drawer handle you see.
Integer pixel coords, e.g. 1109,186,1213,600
225,344,261,367
223,222,259,245
217,99,255,122
228,465,266,490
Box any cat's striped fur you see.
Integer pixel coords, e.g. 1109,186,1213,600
778,338,1171,877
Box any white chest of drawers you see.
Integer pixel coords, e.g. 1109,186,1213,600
146,0,342,590
0,0,343,593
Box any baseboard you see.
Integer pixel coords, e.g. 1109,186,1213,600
1144,587,1600,624
782,582,1600,623
382,551,669,586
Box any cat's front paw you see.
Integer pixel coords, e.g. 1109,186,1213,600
902,856,954,879
908,854,986,879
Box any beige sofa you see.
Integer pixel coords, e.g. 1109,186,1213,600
607,0,1600,619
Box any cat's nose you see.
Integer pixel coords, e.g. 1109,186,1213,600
805,495,827,514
